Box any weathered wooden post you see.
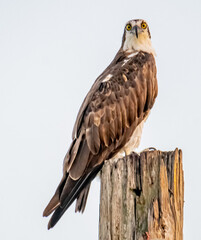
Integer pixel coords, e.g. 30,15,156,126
99,149,184,240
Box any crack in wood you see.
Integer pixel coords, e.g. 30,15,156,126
99,149,184,240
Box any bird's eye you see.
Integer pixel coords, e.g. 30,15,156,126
126,24,132,31
141,22,147,29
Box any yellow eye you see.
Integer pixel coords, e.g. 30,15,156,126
126,24,132,31
141,22,147,29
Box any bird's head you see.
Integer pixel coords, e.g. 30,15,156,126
122,19,155,56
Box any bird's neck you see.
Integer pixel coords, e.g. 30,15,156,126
123,35,156,56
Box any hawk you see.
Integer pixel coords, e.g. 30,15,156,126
43,19,158,229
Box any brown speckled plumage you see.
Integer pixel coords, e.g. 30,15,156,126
43,19,158,229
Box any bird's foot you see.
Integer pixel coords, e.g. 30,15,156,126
141,147,157,153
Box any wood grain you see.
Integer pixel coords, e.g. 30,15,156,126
99,149,184,240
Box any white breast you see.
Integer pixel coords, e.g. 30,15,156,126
123,119,145,155
109,118,146,162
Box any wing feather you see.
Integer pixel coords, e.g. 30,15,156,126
75,183,91,213
115,102,123,138
119,97,129,129
69,138,91,180
44,51,158,229
86,123,100,155
99,119,110,147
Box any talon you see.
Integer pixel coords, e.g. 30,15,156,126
142,147,157,152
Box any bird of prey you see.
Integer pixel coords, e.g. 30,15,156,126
43,19,158,229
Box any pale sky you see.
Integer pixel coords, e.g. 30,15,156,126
1,0,201,239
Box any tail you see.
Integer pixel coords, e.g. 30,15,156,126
43,163,103,229
75,183,91,213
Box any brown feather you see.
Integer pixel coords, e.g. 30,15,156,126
75,183,91,213
44,50,158,229
47,163,103,229
64,134,82,172
115,102,123,137
119,98,129,129
99,120,110,147
86,124,100,155
109,119,116,142
60,177,77,207
43,173,67,217
69,138,91,180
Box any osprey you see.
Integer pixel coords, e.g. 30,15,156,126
43,19,158,229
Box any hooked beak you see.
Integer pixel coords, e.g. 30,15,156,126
132,26,139,38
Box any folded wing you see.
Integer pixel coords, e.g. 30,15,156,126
43,51,158,229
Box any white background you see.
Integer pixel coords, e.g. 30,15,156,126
1,0,201,239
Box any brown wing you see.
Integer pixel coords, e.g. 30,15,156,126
43,51,158,229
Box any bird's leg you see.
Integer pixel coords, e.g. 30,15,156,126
124,149,130,157
124,148,140,157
